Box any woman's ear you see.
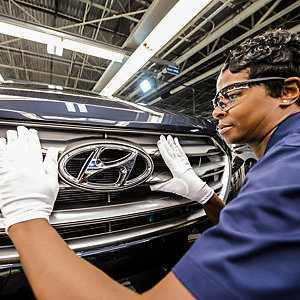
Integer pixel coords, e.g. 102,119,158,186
280,77,300,106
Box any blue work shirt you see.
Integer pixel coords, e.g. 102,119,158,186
173,112,300,299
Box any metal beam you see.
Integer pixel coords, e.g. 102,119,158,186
175,0,273,65
169,65,222,95
3,0,129,39
0,15,174,66
134,0,151,7
74,0,109,89
78,0,141,22
21,50,29,81
159,0,230,63
109,0,221,97
124,0,229,98
92,0,178,93
147,64,222,105
256,0,282,25
133,0,272,101
65,1,90,87
59,9,147,30
0,15,127,55
136,0,300,104
10,0,41,24
290,23,300,33
0,46,105,73
165,1,300,96
0,64,97,84
73,1,92,88
6,48,17,78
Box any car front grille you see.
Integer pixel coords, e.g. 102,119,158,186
0,122,231,267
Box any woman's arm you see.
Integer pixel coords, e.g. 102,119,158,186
9,219,195,300
203,193,225,225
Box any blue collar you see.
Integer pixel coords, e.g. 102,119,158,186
265,112,300,154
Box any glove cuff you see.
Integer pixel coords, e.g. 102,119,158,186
199,184,214,204
190,183,214,204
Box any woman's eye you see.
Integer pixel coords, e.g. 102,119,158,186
228,93,241,101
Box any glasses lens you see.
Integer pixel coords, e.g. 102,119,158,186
212,96,218,109
214,84,249,109
212,93,225,109
213,78,285,110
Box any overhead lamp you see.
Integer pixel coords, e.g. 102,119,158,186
100,0,213,96
140,79,152,93
0,21,124,62
48,84,63,90
62,39,124,62
0,21,61,48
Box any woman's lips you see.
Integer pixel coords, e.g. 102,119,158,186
218,124,233,135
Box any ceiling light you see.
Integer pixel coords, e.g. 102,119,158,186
140,79,152,93
100,0,213,96
48,84,63,90
62,39,124,62
0,21,61,49
0,21,125,62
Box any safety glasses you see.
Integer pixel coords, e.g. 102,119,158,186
212,77,286,110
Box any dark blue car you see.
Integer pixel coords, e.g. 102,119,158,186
0,82,231,295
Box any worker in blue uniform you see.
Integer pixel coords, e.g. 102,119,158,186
0,28,300,299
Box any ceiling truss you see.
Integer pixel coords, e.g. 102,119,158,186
0,0,299,122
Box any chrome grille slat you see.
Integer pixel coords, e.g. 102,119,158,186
50,198,193,226
192,161,225,176
143,145,219,156
181,145,219,155
55,189,107,202
209,181,223,191
200,169,224,178
0,209,206,265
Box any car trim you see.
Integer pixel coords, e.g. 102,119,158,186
0,209,206,266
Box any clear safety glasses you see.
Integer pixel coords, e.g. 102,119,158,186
212,77,286,110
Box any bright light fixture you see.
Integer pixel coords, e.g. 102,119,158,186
62,39,124,62
101,0,213,96
0,21,61,48
48,84,63,90
140,79,152,93
0,21,125,62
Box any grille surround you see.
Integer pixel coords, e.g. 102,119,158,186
0,123,231,268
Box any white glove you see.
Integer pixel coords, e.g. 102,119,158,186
0,126,59,234
150,135,214,204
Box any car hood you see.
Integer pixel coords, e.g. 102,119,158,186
0,86,218,135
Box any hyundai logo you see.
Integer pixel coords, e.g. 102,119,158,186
58,140,154,191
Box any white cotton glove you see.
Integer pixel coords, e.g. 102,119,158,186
0,126,59,234
150,135,214,204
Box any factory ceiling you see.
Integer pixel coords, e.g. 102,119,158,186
0,0,299,122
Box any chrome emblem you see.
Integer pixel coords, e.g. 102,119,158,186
58,140,154,191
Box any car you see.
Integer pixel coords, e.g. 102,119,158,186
228,144,257,201
0,81,232,296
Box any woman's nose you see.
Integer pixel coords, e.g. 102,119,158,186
212,105,227,119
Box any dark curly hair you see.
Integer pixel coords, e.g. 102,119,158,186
222,29,300,101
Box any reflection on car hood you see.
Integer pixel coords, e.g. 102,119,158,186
0,86,217,135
